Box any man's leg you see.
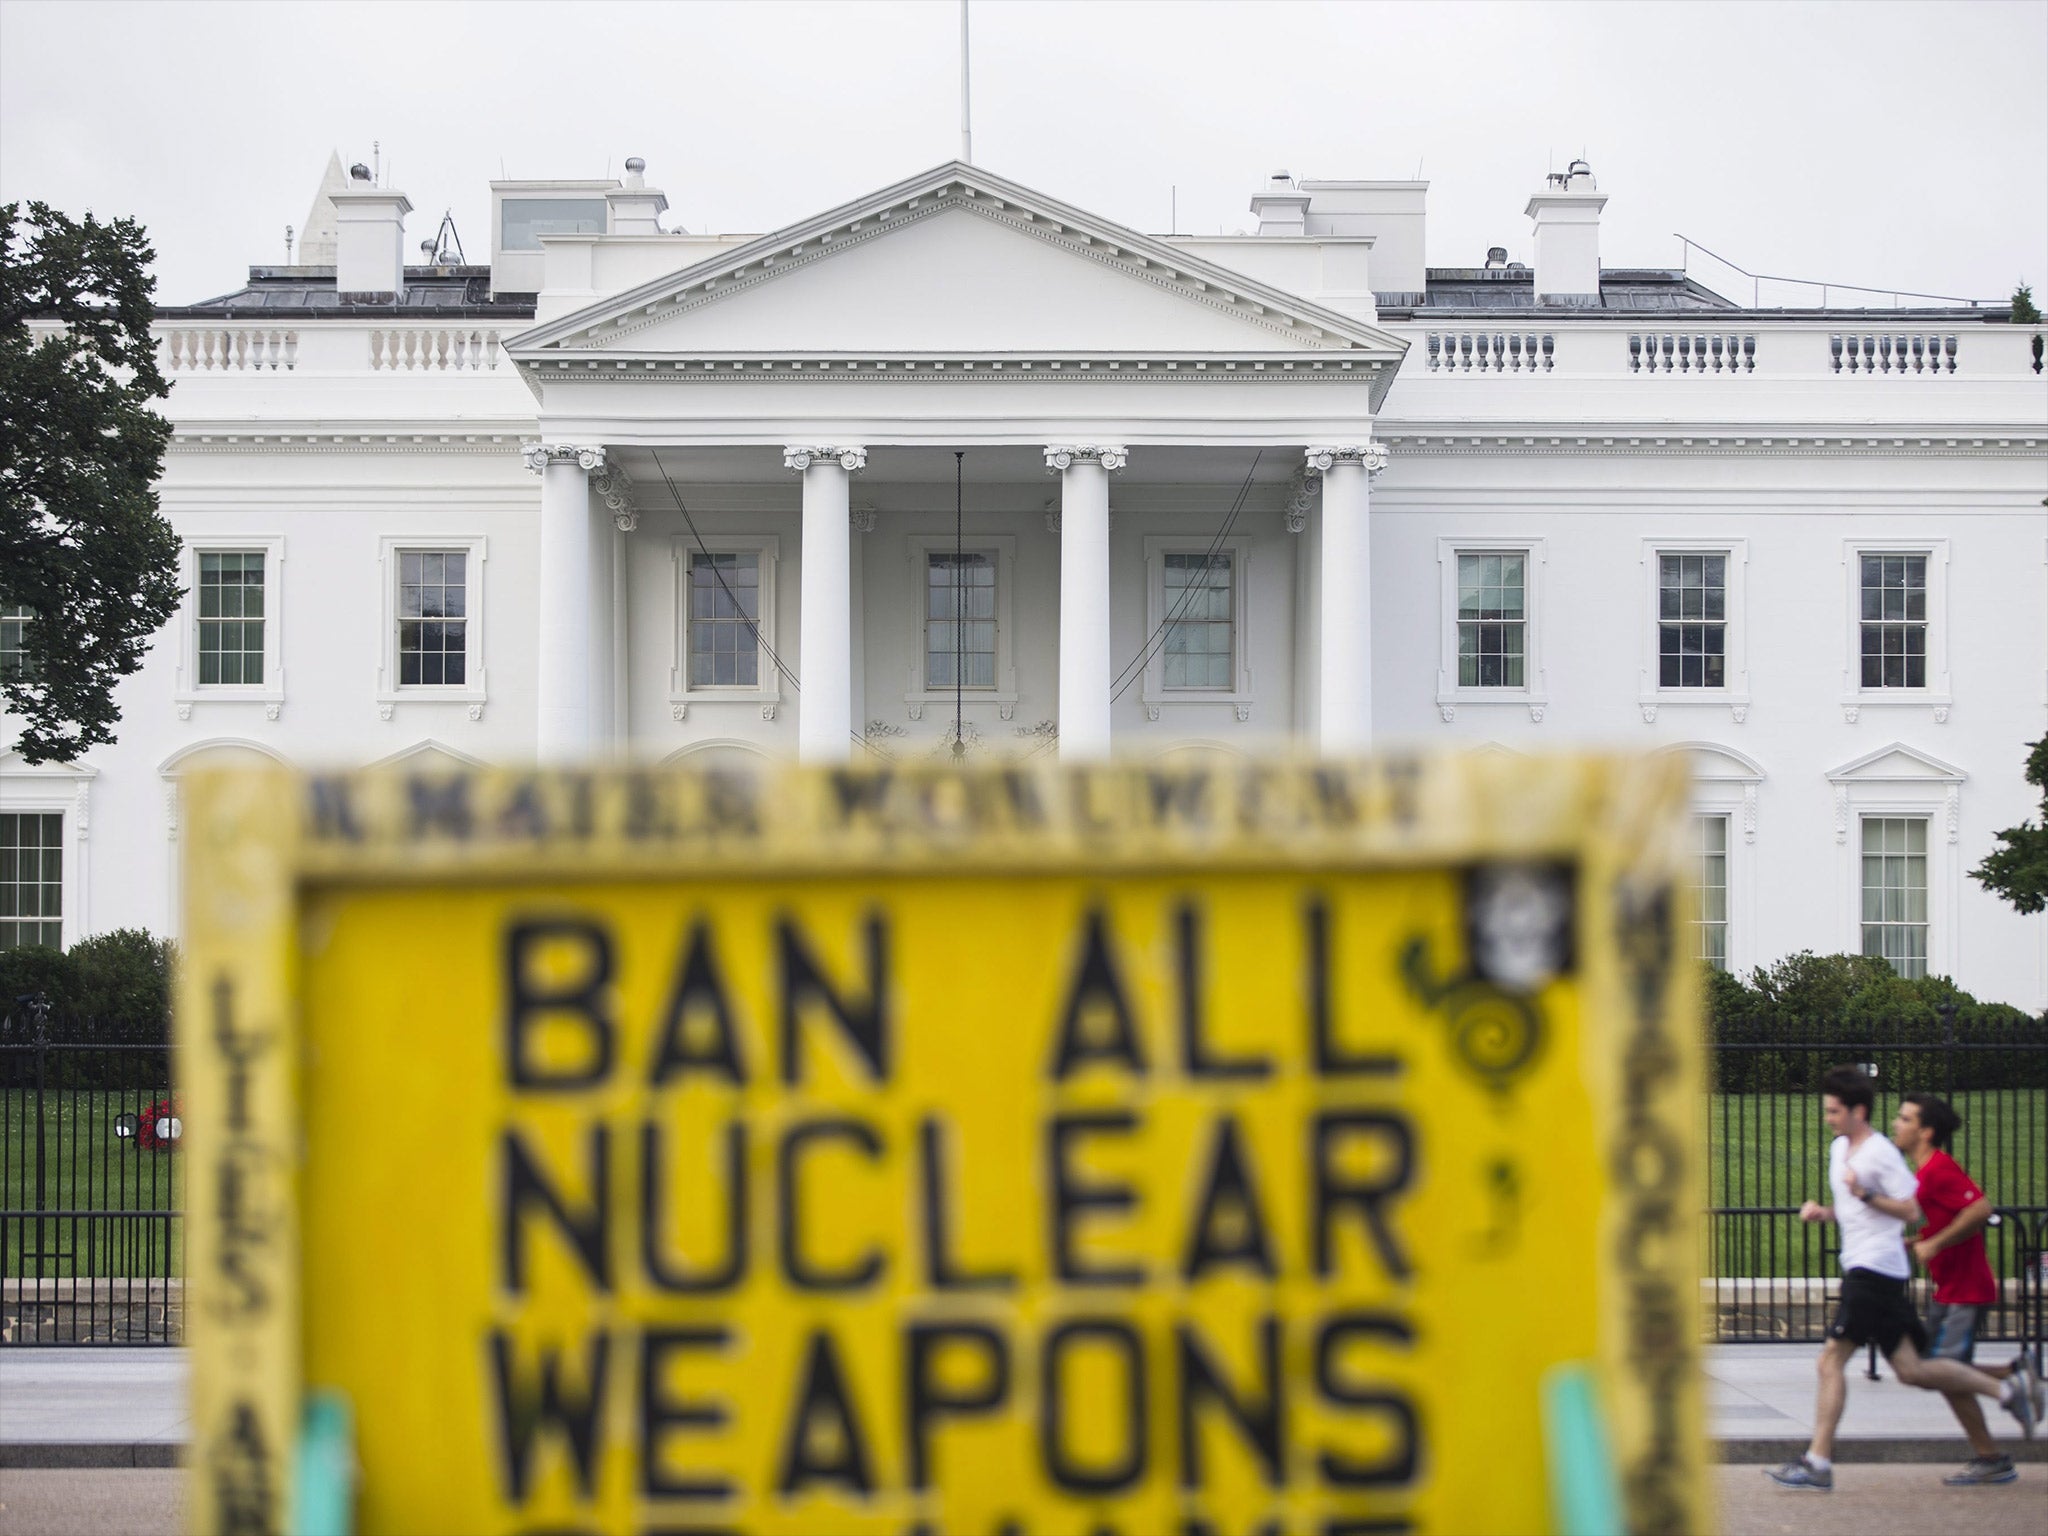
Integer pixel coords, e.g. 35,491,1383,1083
1808,1337,1857,1463
1887,1338,2008,1400
1943,1391,2000,1459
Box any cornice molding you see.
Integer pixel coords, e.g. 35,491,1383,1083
528,354,1388,385
170,430,537,456
1374,429,2044,460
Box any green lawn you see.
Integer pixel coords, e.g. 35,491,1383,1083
1707,1091,2046,1278
1,1088,184,1279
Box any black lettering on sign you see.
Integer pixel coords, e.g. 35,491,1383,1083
701,769,760,835
560,772,596,840
1048,907,1147,1080
918,1117,1016,1291
776,1329,876,1497
504,918,616,1091
1181,1520,1284,1536
1046,1113,1145,1286
904,1322,1011,1490
1305,898,1401,1078
648,921,747,1086
1182,1116,1276,1282
1312,1112,1414,1283
307,775,362,842
778,912,891,1085
488,1329,610,1504
624,773,678,841
639,1327,733,1501
211,1399,275,1536
777,1119,886,1292
501,1125,611,1294
1040,1319,1148,1494
1176,1316,1283,1489
407,774,473,839
1178,902,1272,1081
1146,768,1211,829
639,1119,747,1295
496,777,552,841
827,769,893,829
1315,1312,1419,1488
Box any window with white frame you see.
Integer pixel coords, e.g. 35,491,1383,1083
376,537,484,704
1457,551,1526,688
1142,537,1251,705
0,811,62,950
1660,554,1727,688
672,535,780,705
1861,816,1929,977
1859,553,1927,689
903,535,1016,705
1,604,33,681
396,550,470,686
180,536,285,702
688,551,763,688
1689,814,1729,969
925,551,997,690
197,551,267,686
1842,541,1947,707
1162,552,1235,689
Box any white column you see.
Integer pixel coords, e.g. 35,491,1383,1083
787,446,866,763
527,444,603,762
1309,443,1388,755
1047,445,1125,760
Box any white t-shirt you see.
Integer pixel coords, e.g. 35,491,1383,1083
1829,1132,1918,1279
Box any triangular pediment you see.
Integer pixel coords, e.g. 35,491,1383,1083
509,162,1406,366
366,739,490,773
1826,742,1966,784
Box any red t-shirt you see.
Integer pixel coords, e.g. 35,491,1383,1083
1916,1149,1996,1305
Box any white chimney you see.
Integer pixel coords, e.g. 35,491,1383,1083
332,167,412,297
606,155,669,236
1250,170,1310,236
1524,159,1606,304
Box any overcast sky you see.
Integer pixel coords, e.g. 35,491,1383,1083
3,0,2043,308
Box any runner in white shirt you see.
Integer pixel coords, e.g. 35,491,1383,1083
1767,1067,2038,1492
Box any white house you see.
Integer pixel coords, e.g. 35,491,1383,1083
4,153,2045,1006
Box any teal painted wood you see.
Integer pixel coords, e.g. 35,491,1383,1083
1543,1362,1624,1536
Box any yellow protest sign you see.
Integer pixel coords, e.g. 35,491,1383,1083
179,756,1706,1535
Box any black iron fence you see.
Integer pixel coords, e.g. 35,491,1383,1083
1709,1006,2048,1353
1,1003,182,1345
3,998,2042,1350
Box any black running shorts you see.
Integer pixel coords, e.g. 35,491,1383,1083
1829,1267,1929,1355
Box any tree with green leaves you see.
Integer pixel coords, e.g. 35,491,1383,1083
2012,282,2040,324
1,201,181,763
1971,734,2048,915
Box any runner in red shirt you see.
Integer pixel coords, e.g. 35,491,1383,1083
1893,1092,2044,1485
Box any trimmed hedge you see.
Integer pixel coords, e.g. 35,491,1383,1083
0,929,175,1041
1706,952,2047,1091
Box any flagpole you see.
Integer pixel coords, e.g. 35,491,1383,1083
959,0,973,163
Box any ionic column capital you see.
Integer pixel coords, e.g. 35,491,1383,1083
1305,442,1389,477
1045,444,1128,473
522,443,606,475
784,445,868,474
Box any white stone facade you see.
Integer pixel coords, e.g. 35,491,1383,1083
4,158,2044,1007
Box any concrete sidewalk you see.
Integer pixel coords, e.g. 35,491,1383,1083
1,1343,2041,1467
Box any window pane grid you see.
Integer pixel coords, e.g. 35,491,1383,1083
1658,554,1727,689
1456,552,1526,688
1859,816,1929,978
0,812,62,949
397,550,468,686
0,602,33,681
926,553,996,690
197,551,266,686
687,551,761,688
1163,552,1234,690
1858,553,1927,689
1688,814,1729,969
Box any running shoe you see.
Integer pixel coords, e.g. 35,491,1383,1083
2001,1372,2039,1440
2017,1354,2046,1420
1942,1454,2018,1486
1764,1457,1833,1490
